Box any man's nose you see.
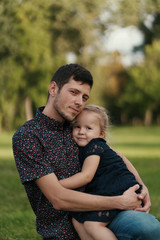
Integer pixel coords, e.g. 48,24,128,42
75,95,83,106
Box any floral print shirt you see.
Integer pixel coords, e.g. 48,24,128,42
12,107,80,239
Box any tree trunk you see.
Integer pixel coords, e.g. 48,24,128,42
25,96,33,121
157,114,160,125
121,112,128,124
144,109,152,126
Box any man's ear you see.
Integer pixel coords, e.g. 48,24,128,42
49,81,58,97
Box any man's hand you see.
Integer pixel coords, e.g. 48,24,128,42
136,185,151,213
121,185,142,210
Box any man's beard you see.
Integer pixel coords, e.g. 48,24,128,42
53,100,76,122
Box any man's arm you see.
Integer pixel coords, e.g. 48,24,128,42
35,172,142,212
113,148,151,213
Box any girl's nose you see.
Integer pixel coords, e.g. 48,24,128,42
79,128,85,134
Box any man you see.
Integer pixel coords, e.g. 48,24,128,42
13,64,160,240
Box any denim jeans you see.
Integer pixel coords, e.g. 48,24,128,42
108,210,160,240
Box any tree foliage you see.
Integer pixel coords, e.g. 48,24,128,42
101,0,160,125
0,0,108,130
0,0,160,130
0,0,60,129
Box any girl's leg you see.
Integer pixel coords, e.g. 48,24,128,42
72,218,94,240
84,221,118,240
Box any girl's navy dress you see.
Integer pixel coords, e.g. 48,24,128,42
71,138,142,223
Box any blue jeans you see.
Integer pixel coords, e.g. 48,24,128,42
108,210,160,240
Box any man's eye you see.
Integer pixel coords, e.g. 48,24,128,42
83,96,89,102
71,90,77,95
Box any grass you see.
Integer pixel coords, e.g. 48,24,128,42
110,126,160,220
0,131,41,240
0,127,160,239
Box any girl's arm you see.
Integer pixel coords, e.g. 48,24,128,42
112,147,151,213
59,155,100,189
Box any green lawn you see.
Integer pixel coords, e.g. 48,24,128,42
110,126,160,220
0,127,160,239
0,131,41,240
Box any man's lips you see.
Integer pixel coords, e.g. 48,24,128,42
70,107,80,114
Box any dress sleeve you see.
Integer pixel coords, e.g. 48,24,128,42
83,138,105,159
12,130,53,184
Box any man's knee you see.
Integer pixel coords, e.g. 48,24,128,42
108,210,160,240
137,213,160,239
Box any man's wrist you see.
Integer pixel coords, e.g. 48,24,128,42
105,195,125,210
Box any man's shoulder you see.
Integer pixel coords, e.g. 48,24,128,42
13,118,38,140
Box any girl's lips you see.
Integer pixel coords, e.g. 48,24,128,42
76,137,86,141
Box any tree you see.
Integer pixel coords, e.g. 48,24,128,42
48,0,108,67
0,0,110,130
98,52,130,124
100,0,160,125
0,0,21,129
129,40,160,125
0,0,56,129
1,0,160,129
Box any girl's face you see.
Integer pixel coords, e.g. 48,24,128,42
72,110,104,147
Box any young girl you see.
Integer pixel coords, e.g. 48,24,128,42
60,105,142,240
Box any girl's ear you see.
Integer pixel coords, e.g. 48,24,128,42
100,130,105,138
49,81,58,97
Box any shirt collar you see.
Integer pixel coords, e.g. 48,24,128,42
35,107,70,131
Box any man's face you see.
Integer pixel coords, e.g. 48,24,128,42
52,78,91,122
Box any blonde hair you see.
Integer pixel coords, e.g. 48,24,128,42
82,105,110,137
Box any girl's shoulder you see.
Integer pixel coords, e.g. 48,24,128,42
82,138,107,157
89,137,108,148
89,137,106,144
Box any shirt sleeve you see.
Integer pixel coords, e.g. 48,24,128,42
12,130,53,184
82,138,106,159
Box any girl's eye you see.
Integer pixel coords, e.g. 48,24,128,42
74,126,80,129
87,127,92,130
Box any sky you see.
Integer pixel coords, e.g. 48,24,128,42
67,25,145,66
104,14,154,66
104,25,144,66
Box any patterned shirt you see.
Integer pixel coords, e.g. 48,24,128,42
12,107,80,239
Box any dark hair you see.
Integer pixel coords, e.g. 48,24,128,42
51,64,93,90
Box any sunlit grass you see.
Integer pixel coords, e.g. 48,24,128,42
110,126,160,220
0,131,41,240
0,131,13,159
